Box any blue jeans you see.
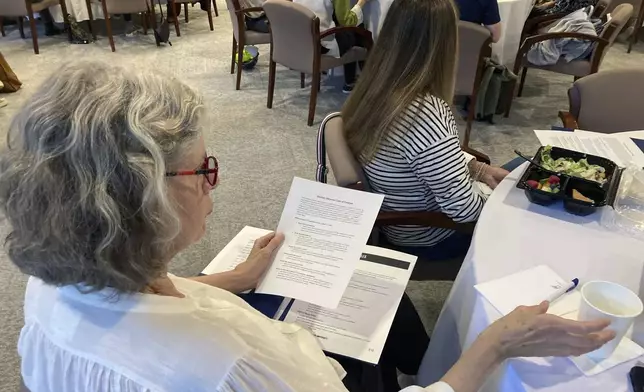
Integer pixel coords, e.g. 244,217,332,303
382,231,473,262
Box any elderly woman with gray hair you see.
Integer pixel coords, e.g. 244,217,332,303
2,62,615,392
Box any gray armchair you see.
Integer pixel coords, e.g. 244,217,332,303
263,0,372,126
505,3,634,117
226,0,271,90
559,68,644,132
455,21,492,149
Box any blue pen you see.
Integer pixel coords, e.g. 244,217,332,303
545,278,580,304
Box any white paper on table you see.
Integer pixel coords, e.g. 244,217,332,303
279,245,416,364
256,177,384,309
534,129,644,168
475,265,572,316
202,226,273,275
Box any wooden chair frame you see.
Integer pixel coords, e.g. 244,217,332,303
0,0,71,54
267,17,373,126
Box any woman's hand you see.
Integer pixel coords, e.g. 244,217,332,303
440,301,614,392
478,164,510,190
233,232,285,291
484,301,616,359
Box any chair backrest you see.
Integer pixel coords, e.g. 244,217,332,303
569,68,644,133
590,3,634,66
455,21,492,96
103,0,150,14
0,0,28,17
226,0,243,42
605,0,642,13
593,0,614,17
317,113,369,189
263,0,318,73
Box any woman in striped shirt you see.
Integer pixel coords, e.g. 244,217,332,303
342,0,509,259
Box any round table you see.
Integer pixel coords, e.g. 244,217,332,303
50,0,105,23
362,0,535,66
417,132,644,391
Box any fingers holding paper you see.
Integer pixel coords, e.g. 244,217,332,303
233,232,285,290
485,301,616,359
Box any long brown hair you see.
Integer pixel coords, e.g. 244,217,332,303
342,0,459,163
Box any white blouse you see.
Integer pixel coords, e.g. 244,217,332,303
19,275,454,392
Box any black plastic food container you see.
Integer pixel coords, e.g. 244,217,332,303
516,146,624,216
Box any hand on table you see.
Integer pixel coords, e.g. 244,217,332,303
484,301,616,359
479,164,510,190
233,232,285,291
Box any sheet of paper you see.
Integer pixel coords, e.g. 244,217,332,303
534,130,644,168
256,177,384,308
279,246,416,364
201,226,272,275
475,265,571,316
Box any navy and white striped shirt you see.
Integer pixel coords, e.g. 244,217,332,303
363,95,485,247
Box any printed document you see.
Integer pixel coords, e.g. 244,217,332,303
278,246,416,364
534,130,644,167
203,231,416,364
256,177,384,308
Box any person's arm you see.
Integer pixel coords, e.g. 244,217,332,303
406,98,485,223
191,270,252,293
438,334,503,392
333,0,368,26
482,0,502,42
486,22,502,43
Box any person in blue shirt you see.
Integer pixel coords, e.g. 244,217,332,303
454,0,503,42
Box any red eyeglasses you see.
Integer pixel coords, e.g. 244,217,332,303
165,156,219,186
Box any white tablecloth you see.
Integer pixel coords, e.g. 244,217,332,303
50,0,105,23
362,0,534,66
417,132,644,391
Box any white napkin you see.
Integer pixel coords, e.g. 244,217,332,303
548,290,644,376
571,337,644,376
475,265,570,315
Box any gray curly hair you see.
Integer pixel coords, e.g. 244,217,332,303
0,62,204,293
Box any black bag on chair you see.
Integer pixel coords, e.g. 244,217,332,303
153,0,172,46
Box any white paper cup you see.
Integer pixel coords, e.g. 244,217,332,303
578,281,643,360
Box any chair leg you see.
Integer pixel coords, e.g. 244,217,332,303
517,68,528,97
150,3,157,30
184,3,189,23
231,36,237,74
0,17,5,37
106,17,115,52
267,59,276,108
300,73,305,88
463,97,476,148
171,1,180,36
236,40,244,90
85,0,96,40
212,0,219,17
308,72,320,126
628,12,643,53
317,73,321,92
58,0,72,42
504,78,518,118
206,2,214,31
142,12,148,35
18,17,25,39
28,12,39,54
